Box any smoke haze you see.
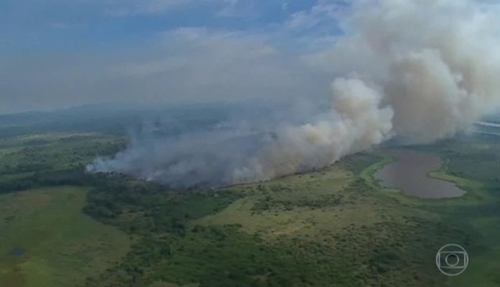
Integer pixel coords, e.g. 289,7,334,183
88,0,500,187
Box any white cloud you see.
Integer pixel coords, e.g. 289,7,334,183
101,0,238,16
286,0,350,31
0,0,356,114
0,27,328,113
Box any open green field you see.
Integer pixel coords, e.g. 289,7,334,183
0,186,132,287
0,132,125,175
0,129,499,286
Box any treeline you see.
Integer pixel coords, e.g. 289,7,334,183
0,166,111,194
0,156,243,237
84,178,242,236
338,153,383,175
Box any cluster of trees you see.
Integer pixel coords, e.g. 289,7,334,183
85,212,464,287
0,166,115,194
251,193,345,213
338,153,383,175
251,179,370,214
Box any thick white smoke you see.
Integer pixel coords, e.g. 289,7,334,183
87,79,393,187
88,0,500,187
228,78,394,183
311,0,500,143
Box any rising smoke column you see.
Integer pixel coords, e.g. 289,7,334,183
332,0,500,143
88,0,500,187
234,78,393,183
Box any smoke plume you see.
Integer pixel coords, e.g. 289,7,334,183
88,0,500,187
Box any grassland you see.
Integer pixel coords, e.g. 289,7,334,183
82,150,493,287
0,186,132,287
0,132,132,287
0,132,125,175
0,129,500,287
196,166,380,239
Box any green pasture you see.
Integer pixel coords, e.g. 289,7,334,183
0,186,132,287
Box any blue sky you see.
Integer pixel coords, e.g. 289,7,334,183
1,0,496,115
0,0,352,113
1,0,347,54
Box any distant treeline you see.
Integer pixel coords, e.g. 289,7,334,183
0,167,107,194
0,102,237,138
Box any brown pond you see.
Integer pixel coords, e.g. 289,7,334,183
374,150,466,199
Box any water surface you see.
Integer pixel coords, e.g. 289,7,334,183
9,247,24,257
374,150,466,198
